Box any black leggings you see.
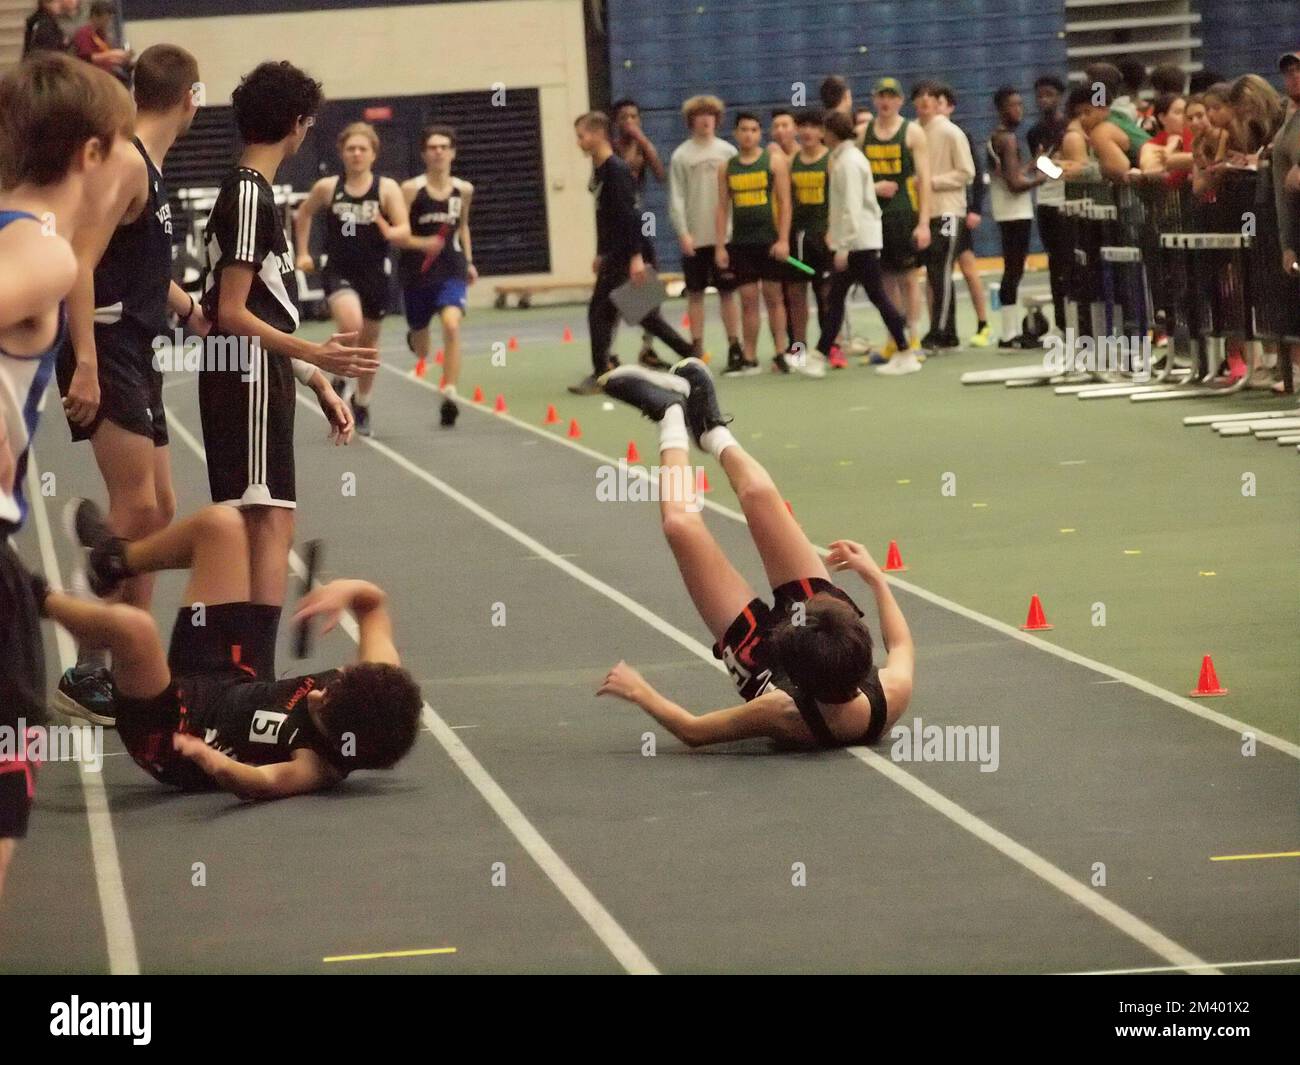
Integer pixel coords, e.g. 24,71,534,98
1035,206,1069,328
997,219,1033,306
816,249,909,354
588,257,693,373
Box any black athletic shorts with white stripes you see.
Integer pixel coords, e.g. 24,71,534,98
197,339,297,509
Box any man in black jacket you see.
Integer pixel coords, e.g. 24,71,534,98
569,111,694,396
23,0,72,56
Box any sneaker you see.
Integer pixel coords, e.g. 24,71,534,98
63,498,128,598
772,351,792,374
828,346,848,370
968,324,992,348
351,399,371,437
796,351,828,378
722,345,748,376
638,347,671,370
997,334,1021,350
875,351,924,376
440,396,460,426
848,336,872,355
567,373,604,396
671,357,730,446
600,364,690,422
53,667,116,726
930,333,961,350
919,331,938,349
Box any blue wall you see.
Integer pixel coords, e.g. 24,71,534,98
609,0,1069,261
1199,0,1299,86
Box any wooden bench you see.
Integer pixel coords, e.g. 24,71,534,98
494,272,685,309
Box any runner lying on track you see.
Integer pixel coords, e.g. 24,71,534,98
35,501,422,799
595,361,915,748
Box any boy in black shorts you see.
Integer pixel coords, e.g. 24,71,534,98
715,112,794,375
596,361,915,747
54,44,206,723
294,121,409,436
47,499,422,799
198,62,378,675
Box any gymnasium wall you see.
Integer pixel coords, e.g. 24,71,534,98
1197,0,1298,86
123,0,595,295
607,0,1070,262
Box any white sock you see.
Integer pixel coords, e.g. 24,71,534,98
1000,304,1020,342
658,404,689,453
441,382,458,399
352,391,370,408
700,425,737,460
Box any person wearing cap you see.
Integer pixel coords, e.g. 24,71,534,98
862,76,931,361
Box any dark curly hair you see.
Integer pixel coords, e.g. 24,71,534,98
231,60,322,145
765,593,873,705
318,663,422,770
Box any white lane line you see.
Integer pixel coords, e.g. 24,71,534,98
26,454,140,975
1063,956,1300,976
164,413,657,976
299,384,1218,975
382,361,1300,762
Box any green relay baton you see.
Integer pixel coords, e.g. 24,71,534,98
785,255,816,276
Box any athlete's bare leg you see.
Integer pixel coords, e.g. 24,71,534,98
718,289,740,340
328,289,364,392
786,282,809,347
657,444,755,642
88,422,175,612
957,250,988,322
738,282,761,360
761,279,788,353
439,305,463,392
242,506,293,608
718,444,829,589
355,317,382,403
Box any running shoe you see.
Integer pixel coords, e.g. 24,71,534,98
63,498,129,599
439,396,459,427
671,357,730,446
828,346,848,370
351,399,371,438
567,373,604,396
968,324,992,348
875,351,924,376
53,667,116,727
600,364,690,422
772,351,792,374
638,346,671,370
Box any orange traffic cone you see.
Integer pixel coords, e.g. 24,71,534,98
1020,595,1053,631
472,385,484,403
883,540,907,571
562,326,573,343
1190,655,1228,697
413,355,427,378
507,336,518,351
435,349,444,365
567,418,582,439
543,403,560,425
626,441,640,463
494,394,507,414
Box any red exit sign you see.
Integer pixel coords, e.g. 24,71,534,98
363,105,393,122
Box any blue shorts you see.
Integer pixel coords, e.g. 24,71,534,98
403,280,468,331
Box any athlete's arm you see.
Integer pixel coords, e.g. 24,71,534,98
63,152,148,427
216,265,378,377
291,578,400,667
596,662,805,747
292,177,334,270
906,120,932,233
0,225,77,334
172,734,339,800
458,181,477,282
668,148,691,253
994,129,1044,193
714,162,731,265
1089,124,1134,184
827,540,913,726
770,150,792,258
635,129,667,183
374,176,412,245
166,281,209,337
